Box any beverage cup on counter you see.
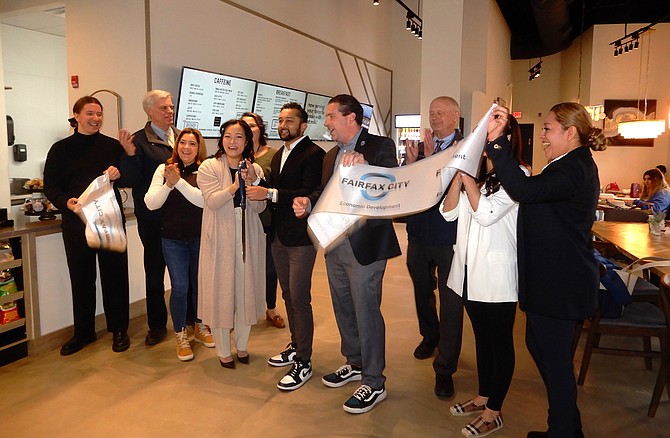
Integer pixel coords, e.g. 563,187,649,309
630,183,641,198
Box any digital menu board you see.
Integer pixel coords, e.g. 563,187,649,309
304,93,331,141
253,83,307,139
175,66,257,138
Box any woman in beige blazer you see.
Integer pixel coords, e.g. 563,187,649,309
197,119,266,368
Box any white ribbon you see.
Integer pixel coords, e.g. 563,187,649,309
308,103,497,249
77,173,127,252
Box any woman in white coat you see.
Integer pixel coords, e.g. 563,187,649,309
197,119,266,368
441,116,529,437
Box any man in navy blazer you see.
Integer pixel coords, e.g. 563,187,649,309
247,103,325,392
293,94,401,414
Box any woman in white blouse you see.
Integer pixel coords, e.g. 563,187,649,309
440,116,529,438
144,128,211,362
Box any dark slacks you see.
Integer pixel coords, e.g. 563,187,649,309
406,240,463,376
325,238,387,389
272,240,316,361
62,227,129,337
464,295,516,411
137,217,167,331
525,311,583,437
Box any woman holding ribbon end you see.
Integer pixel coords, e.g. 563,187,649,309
197,119,266,368
440,115,528,437
485,102,606,438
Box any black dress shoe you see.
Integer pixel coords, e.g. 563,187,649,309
60,334,96,356
112,331,130,352
220,358,236,369
434,373,454,398
413,341,436,359
145,327,167,346
237,354,249,365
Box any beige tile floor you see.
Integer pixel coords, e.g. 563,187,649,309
1,224,668,437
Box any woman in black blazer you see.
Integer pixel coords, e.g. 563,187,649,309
485,103,607,438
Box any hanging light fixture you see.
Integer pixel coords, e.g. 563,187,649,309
528,59,542,81
618,31,666,139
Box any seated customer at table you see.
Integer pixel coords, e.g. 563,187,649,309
628,168,670,214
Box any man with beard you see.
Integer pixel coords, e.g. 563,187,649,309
247,102,325,391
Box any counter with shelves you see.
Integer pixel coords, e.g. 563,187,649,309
0,207,144,366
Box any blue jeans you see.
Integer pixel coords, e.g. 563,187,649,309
162,237,201,332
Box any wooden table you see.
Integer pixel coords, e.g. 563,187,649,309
591,221,670,276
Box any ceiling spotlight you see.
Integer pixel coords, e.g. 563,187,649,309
634,39,639,49
618,46,623,55
614,47,619,57
417,29,422,39
528,60,542,81
373,0,379,4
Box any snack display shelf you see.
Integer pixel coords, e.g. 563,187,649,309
0,318,26,338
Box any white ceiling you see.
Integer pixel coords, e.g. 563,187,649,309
1,6,65,37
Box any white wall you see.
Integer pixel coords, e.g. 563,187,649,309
2,24,69,180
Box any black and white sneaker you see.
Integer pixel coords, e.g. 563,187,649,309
343,385,387,414
322,364,362,388
277,359,312,391
267,343,296,367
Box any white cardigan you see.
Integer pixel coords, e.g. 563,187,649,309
441,167,529,303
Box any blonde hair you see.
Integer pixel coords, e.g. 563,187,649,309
550,102,607,151
640,168,669,200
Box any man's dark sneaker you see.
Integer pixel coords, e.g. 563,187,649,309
413,340,437,359
322,364,362,388
268,342,296,367
343,385,387,414
145,327,167,346
435,373,455,398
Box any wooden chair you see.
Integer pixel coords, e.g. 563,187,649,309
577,272,670,417
650,274,670,417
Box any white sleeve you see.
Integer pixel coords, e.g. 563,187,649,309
173,178,204,208
144,164,171,210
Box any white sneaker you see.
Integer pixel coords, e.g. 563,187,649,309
175,329,194,362
277,359,312,391
268,343,296,367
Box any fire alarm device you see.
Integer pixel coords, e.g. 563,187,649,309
71,75,79,88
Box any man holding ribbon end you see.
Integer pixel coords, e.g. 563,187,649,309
404,96,465,400
293,94,401,414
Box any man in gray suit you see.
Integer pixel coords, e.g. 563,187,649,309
293,94,401,414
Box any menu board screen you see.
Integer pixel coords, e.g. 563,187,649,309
304,93,331,141
175,66,257,138
253,83,307,139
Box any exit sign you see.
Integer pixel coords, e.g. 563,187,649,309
512,111,522,119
